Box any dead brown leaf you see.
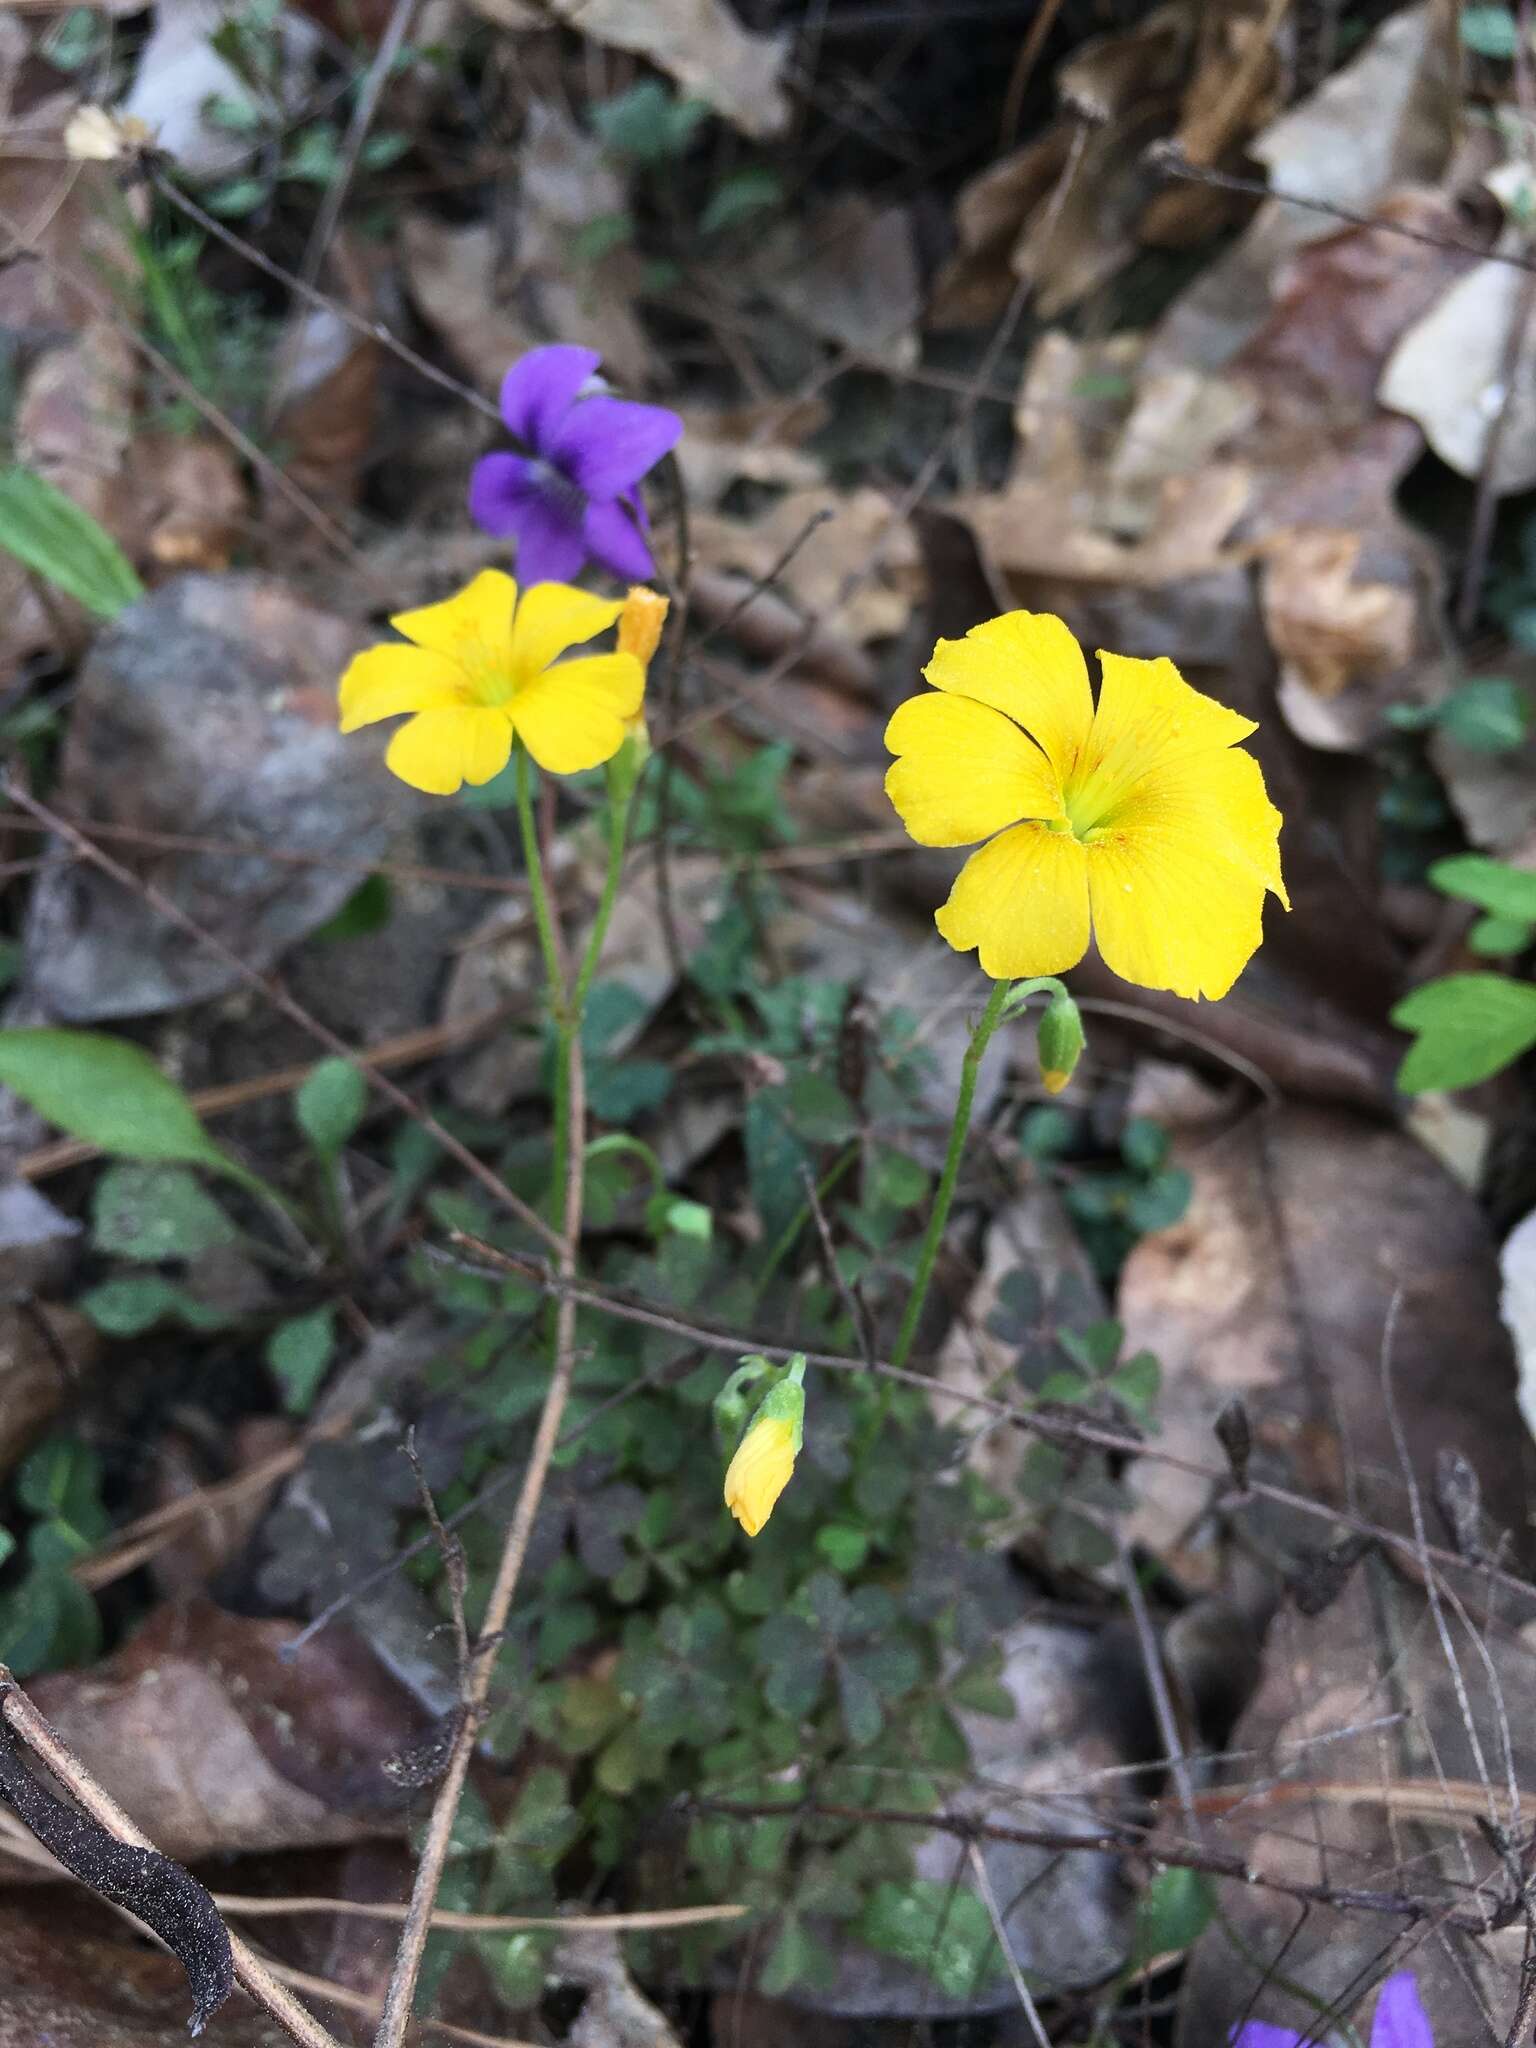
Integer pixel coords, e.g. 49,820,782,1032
0,1892,279,2048
692,487,919,647
750,195,921,369
534,0,791,139
268,304,382,519
931,0,1283,327
1117,1098,1527,1586
9,1599,434,1873
0,1302,97,1481
1380,242,1536,494
126,433,249,575
1176,1563,1536,2043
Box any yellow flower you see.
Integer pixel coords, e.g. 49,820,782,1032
885,611,1288,1001
723,1412,797,1538
338,569,644,795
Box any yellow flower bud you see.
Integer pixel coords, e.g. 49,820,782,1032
723,1412,797,1538
618,586,669,671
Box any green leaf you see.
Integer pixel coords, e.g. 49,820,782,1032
1437,676,1530,751
760,1916,834,1996
17,1437,101,1523
1132,1866,1213,1963
700,166,784,235
745,1089,807,1239
1120,1116,1170,1174
1429,853,1536,921
295,1057,367,1158
1393,973,1536,1091
266,1306,336,1415
80,1272,233,1337
858,1881,1005,2001
1126,1168,1192,1236
1108,1348,1161,1422
0,468,143,617
1470,913,1533,957
1460,5,1519,57
309,873,391,943
91,1162,238,1263
815,1523,869,1572
199,177,270,218
0,1029,230,1172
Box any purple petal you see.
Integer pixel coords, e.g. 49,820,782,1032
468,452,538,539
1229,2026,1306,2048
552,394,682,498
1370,1975,1433,2048
583,497,657,581
512,495,589,586
499,345,602,450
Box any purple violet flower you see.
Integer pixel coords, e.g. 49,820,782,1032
468,344,682,587
1232,1972,1433,2048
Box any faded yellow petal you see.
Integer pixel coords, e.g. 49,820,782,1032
391,569,517,670
338,646,467,731
923,610,1095,786
509,583,624,681
935,820,1090,980
724,1415,797,1538
884,692,1063,847
383,706,505,795
1072,651,1257,827
1085,747,1287,1000
510,652,644,775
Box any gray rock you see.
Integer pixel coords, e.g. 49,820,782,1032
20,574,421,1021
795,1618,1138,2018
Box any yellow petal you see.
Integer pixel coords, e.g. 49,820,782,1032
461,707,515,786
384,706,509,795
1072,651,1258,827
509,583,624,681
338,646,467,731
923,611,1095,787
391,569,517,670
511,653,644,775
618,585,669,670
884,692,1064,847
1085,748,1286,1000
724,1415,797,1538
935,821,1090,980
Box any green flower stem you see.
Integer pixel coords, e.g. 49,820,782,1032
889,976,1014,1372
515,748,567,1010
572,782,633,1024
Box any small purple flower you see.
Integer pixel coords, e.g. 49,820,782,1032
1233,1972,1433,2048
468,344,682,587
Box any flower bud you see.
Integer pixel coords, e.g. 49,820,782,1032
618,586,669,670
1036,987,1086,1095
722,1356,805,1538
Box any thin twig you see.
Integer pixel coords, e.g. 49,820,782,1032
371,879,595,2047
965,1840,1052,2048
1117,1532,1200,1834
290,0,421,322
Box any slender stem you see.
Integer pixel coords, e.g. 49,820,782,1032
889,977,1012,1372
372,789,632,2048
514,750,567,1010
572,788,632,1024
515,748,571,1220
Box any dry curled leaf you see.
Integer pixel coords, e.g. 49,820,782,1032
535,0,791,139
1260,527,1417,743
1379,247,1536,495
